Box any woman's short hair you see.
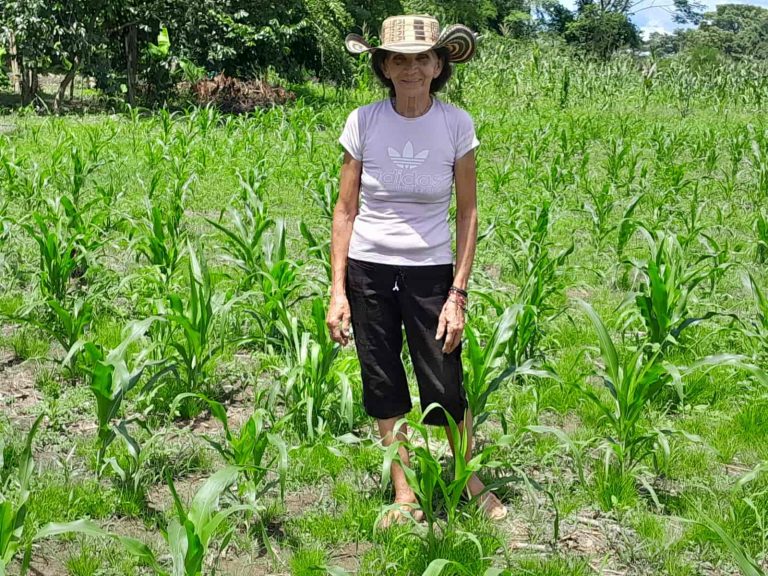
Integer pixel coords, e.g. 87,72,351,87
371,47,453,97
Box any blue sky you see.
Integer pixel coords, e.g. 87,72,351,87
560,0,768,38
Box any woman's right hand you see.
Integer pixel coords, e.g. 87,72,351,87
327,293,352,346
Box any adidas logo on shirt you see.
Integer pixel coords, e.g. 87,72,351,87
388,141,429,169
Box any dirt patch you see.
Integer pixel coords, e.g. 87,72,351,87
501,515,534,549
0,355,42,423
536,410,584,437
330,541,373,572
284,485,324,516
24,539,70,576
190,74,295,114
146,473,208,512
566,286,592,300
499,506,636,573
176,360,259,436
559,509,629,555
218,551,290,576
724,460,752,477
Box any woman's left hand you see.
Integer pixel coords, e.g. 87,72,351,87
435,298,465,354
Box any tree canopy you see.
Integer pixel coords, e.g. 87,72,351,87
686,4,768,59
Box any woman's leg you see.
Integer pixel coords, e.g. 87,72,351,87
345,260,424,526
444,409,507,520
377,416,424,527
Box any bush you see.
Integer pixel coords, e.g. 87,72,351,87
564,5,640,59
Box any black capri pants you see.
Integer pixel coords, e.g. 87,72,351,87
345,258,467,426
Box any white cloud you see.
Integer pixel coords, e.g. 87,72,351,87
639,20,672,40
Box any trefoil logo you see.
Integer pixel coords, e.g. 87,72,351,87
388,141,429,169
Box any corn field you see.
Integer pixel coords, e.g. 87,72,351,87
1,38,767,575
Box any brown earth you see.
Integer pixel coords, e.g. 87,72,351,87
191,74,295,114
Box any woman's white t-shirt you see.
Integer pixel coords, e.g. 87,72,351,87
339,98,479,266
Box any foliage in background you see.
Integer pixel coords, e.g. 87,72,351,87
563,5,640,59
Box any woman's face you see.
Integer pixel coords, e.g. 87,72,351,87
381,50,443,98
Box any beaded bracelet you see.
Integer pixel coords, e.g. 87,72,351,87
449,285,468,298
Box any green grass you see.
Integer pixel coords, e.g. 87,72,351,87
25,475,131,526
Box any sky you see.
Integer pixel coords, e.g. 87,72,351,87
560,0,768,38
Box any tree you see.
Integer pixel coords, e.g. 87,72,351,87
0,0,52,104
399,0,497,31
47,0,105,111
646,30,684,57
684,4,768,59
490,0,536,38
343,0,402,34
564,4,640,58
536,0,576,34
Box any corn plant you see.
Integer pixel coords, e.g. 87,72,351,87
0,415,133,576
695,515,766,576
496,202,573,360
35,466,251,576
131,197,186,287
622,227,725,351
0,416,109,576
300,221,331,286
306,167,339,221
64,317,170,480
63,146,103,207
743,274,768,362
172,393,288,501
45,298,93,358
380,406,492,540
164,242,238,396
582,181,617,249
748,130,768,205
22,211,82,303
0,415,43,576
688,466,768,576
577,300,765,478
15,204,98,366
463,304,553,429
206,170,274,289
755,210,768,264
244,220,304,353
281,299,354,442
0,203,10,284
421,560,506,576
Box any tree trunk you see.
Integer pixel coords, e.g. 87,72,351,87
8,30,20,94
31,67,39,97
20,65,36,106
125,24,138,105
54,57,79,113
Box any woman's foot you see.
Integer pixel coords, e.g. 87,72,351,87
468,474,507,521
377,496,425,529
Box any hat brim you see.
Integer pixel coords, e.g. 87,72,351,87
344,24,476,63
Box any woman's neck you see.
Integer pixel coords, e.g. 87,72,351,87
391,94,433,118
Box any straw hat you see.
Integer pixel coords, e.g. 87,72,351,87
345,15,477,64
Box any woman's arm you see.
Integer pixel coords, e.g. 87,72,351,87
327,151,362,345
436,149,478,354
452,150,478,291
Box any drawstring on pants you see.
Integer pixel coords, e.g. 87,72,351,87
392,269,406,292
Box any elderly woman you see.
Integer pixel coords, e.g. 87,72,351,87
326,15,506,526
